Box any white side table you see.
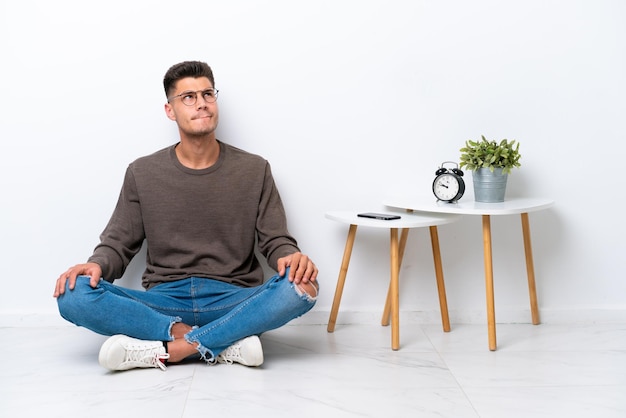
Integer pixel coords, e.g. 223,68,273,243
384,197,555,350
325,210,460,350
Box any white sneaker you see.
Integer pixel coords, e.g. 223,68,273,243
99,335,170,371
216,335,263,366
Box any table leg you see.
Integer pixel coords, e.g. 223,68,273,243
521,213,541,325
382,228,409,326
429,226,451,332
327,224,358,333
390,228,400,350
482,214,497,351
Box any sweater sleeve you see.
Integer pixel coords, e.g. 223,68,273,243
255,163,300,270
88,166,146,281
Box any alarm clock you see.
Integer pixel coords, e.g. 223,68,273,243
432,161,465,202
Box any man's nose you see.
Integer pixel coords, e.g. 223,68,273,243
196,92,210,108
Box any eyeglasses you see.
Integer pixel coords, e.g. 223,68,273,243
167,89,219,106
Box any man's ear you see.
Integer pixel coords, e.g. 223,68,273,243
164,103,177,121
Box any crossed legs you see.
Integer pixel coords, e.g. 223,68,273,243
58,271,318,364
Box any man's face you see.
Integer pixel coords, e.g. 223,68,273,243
165,76,219,138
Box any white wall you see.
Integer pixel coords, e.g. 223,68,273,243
1,0,625,325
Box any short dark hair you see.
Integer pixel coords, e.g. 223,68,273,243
163,61,215,98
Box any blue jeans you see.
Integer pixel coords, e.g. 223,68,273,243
57,268,317,361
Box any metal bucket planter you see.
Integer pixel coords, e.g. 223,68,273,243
472,167,508,202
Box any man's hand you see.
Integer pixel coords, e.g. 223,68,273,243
54,262,102,298
277,252,318,285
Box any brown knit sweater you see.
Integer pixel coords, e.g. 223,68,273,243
88,141,299,289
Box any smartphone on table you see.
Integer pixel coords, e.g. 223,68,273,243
357,212,401,220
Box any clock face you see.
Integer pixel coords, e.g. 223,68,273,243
433,173,461,201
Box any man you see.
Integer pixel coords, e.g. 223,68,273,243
54,61,319,371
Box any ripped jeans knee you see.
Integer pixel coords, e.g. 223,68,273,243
294,280,319,302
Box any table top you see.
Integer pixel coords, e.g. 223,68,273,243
384,196,554,216
325,210,460,229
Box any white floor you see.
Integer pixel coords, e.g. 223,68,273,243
1,321,625,418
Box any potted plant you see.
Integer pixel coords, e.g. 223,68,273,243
459,135,521,202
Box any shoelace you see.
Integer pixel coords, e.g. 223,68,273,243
124,344,170,371
216,343,242,364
